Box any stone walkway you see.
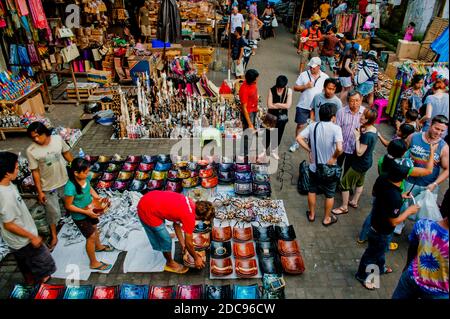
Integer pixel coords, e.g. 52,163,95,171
0,27,447,299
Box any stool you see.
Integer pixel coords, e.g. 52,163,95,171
200,127,222,148
373,99,389,124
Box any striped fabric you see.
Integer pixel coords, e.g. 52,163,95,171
356,59,379,84
336,105,366,154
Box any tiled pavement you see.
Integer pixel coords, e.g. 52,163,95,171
0,28,447,299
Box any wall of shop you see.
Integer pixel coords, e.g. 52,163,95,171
402,0,448,36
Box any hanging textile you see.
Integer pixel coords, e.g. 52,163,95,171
431,27,449,63
335,13,361,39
15,0,29,16
0,1,7,28
20,15,32,40
5,0,21,29
28,0,52,40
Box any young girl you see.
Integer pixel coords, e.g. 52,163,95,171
64,157,113,271
404,22,415,41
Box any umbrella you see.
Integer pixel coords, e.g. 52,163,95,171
158,0,181,43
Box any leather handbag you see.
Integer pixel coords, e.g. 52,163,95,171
134,171,150,181
101,172,117,182
233,242,256,259
147,179,164,191
259,256,283,275
138,162,154,172
205,285,232,300
234,181,253,195
177,170,191,179
253,225,275,242
128,179,146,192
201,176,218,189
210,257,233,276
253,173,270,183
218,170,235,184
212,226,232,242
262,112,278,129
253,182,272,198
218,163,235,172
151,170,167,181
313,123,342,182
112,180,129,192
165,179,183,193
122,162,137,172
277,240,301,257
210,240,232,259
175,161,189,170
141,155,157,164
193,232,211,250
194,221,211,234
233,284,260,299
167,169,179,180
182,176,199,188
235,171,252,183
126,155,141,163
235,163,251,172
275,225,296,241
235,258,259,278
117,171,133,181
252,164,269,174
149,286,175,299
183,250,206,268
199,166,214,178
155,162,172,172
281,255,305,274
256,241,278,258
261,273,286,299
176,285,203,300
232,226,254,242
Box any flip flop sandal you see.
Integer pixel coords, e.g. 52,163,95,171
332,207,349,215
356,238,367,244
348,202,358,209
382,266,393,274
322,215,338,227
389,243,398,251
90,261,112,271
355,274,377,290
164,265,189,274
306,210,315,222
96,245,114,252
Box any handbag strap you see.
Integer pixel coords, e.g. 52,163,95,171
312,122,320,167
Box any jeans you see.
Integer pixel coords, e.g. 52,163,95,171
240,112,257,158
356,227,390,281
392,269,449,299
358,201,393,252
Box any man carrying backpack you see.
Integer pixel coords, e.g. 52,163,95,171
354,50,380,107
297,21,322,73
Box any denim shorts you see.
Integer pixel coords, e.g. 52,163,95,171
295,108,311,125
140,220,172,252
356,81,374,96
308,169,338,198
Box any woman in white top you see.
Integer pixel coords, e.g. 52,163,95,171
265,75,293,159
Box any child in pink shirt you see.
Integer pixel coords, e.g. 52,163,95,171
404,22,415,41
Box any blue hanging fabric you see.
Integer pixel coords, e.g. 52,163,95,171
9,44,19,65
20,15,32,40
431,27,449,62
17,45,31,65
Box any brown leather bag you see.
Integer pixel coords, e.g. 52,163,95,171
277,240,301,257
183,250,206,268
210,257,233,276
233,241,256,259
235,258,258,278
212,226,232,242
232,226,254,242
281,255,305,274
193,232,210,250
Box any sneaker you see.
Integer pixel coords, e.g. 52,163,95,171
289,142,299,152
270,150,280,160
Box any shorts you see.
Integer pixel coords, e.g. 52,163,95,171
339,76,352,88
43,187,64,226
308,169,338,198
12,243,56,282
141,25,151,36
232,59,244,77
299,48,319,64
140,220,172,252
295,108,311,125
356,81,374,96
73,217,99,239
340,166,366,191
320,56,336,72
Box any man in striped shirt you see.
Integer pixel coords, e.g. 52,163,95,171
336,90,366,175
355,50,380,107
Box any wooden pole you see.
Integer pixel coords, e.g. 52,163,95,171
296,0,306,35
70,62,81,105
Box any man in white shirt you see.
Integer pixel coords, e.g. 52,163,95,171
290,57,329,152
227,6,245,35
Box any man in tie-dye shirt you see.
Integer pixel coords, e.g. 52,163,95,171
392,189,449,299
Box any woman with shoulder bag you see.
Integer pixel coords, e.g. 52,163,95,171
265,75,293,159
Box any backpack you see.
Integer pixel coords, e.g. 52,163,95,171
354,60,374,86
301,28,320,50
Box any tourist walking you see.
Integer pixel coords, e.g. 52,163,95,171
247,13,263,55
231,27,246,79
0,151,56,285
297,21,322,73
319,27,340,75
26,122,73,251
354,50,379,107
338,43,358,105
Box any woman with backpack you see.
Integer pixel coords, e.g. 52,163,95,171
338,43,358,105
355,50,380,107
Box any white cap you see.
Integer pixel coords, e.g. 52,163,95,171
368,50,377,58
308,57,322,68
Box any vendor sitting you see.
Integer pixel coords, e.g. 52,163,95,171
137,190,215,274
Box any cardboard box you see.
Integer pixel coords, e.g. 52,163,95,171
29,93,45,116
384,62,398,80
396,40,421,60
17,99,33,115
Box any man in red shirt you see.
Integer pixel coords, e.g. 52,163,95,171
320,27,340,75
137,190,214,274
239,69,260,159
297,20,322,73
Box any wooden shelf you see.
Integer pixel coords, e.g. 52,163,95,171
0,83,43,106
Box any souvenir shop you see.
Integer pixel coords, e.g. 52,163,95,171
385,61,449,120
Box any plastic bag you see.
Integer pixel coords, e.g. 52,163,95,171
297,160,310,195
272,17,278,28
412,190,442,222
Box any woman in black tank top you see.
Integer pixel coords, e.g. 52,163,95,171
265,75,292,159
